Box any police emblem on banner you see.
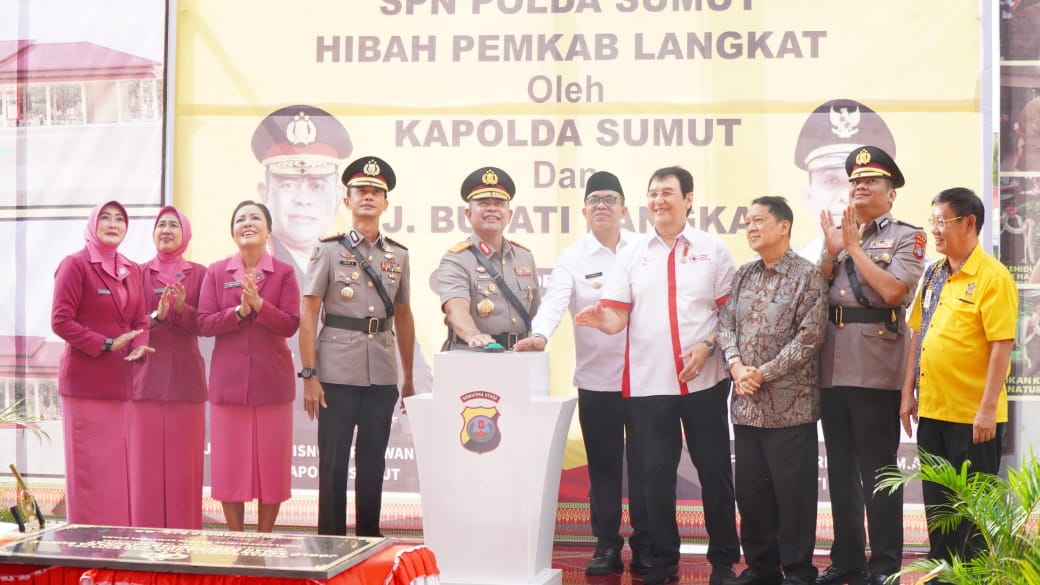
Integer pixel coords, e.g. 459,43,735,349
459,390,502,454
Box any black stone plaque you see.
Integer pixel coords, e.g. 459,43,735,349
0,524,392,579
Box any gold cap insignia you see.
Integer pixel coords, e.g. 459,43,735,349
855,148,871,166
482,169,499,186
363,159,381,177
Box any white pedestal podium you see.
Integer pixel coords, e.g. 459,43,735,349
405,351,576,585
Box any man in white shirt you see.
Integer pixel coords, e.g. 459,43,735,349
515,171,646,575
575,166,740,585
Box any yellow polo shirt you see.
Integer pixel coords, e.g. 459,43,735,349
908,245,1017,423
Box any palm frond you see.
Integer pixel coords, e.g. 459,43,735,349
0,401,50,441
876,449,1040,584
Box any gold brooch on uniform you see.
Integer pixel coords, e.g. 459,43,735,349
477,297,494,317
488,282,497,293
351,271,360,281
340,285,355,301
592,280,602,289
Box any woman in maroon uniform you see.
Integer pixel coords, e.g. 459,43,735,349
52,201,152,525
198,200,300,531
131,205,208,528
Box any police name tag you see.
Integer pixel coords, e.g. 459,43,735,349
97,289,112,295
224,281,242,289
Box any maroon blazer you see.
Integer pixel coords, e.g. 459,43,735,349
133,261,208,403
197,254,300,406
52,248,150,400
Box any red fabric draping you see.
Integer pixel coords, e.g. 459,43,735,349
0,544,438,585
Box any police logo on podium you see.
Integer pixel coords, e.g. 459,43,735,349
459,390,502,454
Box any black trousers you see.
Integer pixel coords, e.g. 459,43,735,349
577,389,648,555
628,380,740,569
317,382,399,536
734,423,819,583
819,387,903,574
917,417,1005,562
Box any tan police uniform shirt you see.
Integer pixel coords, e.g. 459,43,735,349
303,230,409,386
820,212,926,390
437,233,541,350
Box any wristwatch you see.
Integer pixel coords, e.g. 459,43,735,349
150,310,163,323
702,339,717,355
297,367,318,379
103,338,114,352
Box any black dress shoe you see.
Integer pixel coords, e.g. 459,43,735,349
863,574,892,585
724,568,783,585
586,548,624,576
642,564,679,585
710,565,737,585
815,566,864,585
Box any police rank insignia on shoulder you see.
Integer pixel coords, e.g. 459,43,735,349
320,232,346,242
508,239,531,251
913,233,926,260
448,241,473,253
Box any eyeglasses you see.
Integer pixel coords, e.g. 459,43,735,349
585,195,620,208
927,216,965,229
744,217,775,229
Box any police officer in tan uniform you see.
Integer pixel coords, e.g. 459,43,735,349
815,146,926,585
438,166,540,350
299,156,416,537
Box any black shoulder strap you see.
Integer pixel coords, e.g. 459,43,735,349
467,245,531,330
844,258,872,307
337,236,395,319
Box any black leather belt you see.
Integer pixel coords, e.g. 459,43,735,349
492,331,528,350
325,314,393,333
829,305,900,332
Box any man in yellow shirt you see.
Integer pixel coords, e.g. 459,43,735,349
900,187,1017,562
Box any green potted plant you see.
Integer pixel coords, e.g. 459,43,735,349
875,449,1040,584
